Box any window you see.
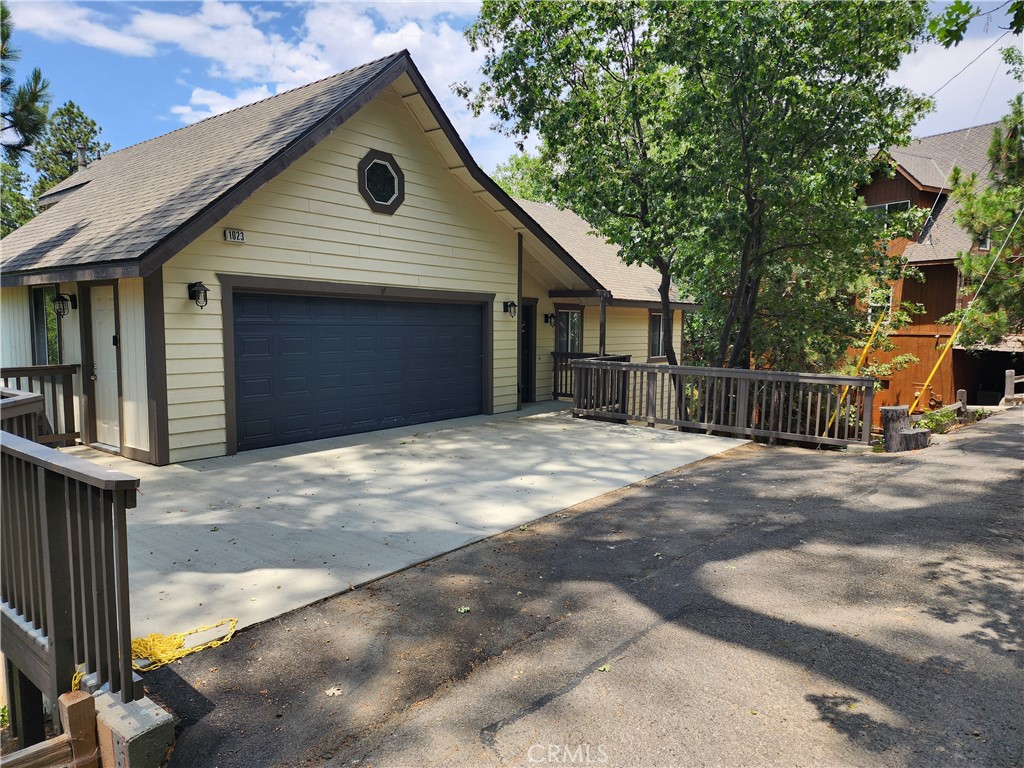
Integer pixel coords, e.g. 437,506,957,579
866,200,911,217
649,312,665,358
31,285,61,365
357,149,405,214
978,233,991,251
866,287,893,326
556,309,582,353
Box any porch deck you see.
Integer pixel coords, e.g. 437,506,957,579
66,403,745,642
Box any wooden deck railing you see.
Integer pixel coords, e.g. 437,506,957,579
571,360,875,446
1,390,141,748
552,353,631,398
1,364,80,447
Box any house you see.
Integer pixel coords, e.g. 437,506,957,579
0,51,693,465
860,123,1023,416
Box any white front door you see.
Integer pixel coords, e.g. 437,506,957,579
91,285,120,448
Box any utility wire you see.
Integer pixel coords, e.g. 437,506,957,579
930,30,1010,96
909,203,1024,413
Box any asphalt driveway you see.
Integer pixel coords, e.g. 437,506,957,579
147,407,1023,768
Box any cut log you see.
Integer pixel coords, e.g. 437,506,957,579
898,427,931,451
880,405,910,453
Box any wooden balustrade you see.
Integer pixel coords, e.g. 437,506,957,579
552,353,631,399
1,388,141,748
571,360,875,446
1,365,80,447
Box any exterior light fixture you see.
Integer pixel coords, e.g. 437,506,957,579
543,312,556,327
188,282,210,309
50,293,77,318
503,300,518,318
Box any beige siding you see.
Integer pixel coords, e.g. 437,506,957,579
522,268,558,401
1,287,33,366
162,86,518,462
583,306,677,362
117,278,150,452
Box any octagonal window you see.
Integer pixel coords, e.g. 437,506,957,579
358,150,405,214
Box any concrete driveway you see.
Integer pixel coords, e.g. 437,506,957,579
70,403,744,638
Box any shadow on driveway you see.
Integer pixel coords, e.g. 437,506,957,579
146,409,1024,768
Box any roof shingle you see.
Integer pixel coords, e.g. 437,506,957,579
1,53,407,276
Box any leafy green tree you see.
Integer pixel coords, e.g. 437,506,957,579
928,0,1024,46
941,94,1024,346
1,0,49,163
30,100,110,199
492,151,555,203
463,1,930,369
1,159,33,236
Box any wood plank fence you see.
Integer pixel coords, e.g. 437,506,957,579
0,365,80,447
572,360,875,446
1,390,141,751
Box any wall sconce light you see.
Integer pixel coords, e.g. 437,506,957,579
188,281,210,309
502,300,518,318
50,293,77,318
543,312,556,327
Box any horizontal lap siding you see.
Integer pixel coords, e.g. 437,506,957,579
162,86,517,462
1,287,33,366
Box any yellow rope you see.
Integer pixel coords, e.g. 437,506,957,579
909,316,966,414
71,664,85,692
825,311,887,436
131,618,238,672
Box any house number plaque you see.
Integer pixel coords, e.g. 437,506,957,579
223,228,245,243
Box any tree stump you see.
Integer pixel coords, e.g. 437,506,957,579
880,406,910,452
899,427,931,451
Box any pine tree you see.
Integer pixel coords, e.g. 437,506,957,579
1,159,34,236
30,100,111,200
1,0,50,163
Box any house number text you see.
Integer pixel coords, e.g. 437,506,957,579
223,228,245,243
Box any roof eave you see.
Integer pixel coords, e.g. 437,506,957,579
399,61,604,294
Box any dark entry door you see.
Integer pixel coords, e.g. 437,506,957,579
234,293,483,451
520,302,535,404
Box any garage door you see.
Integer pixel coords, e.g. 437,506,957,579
233,293,484,451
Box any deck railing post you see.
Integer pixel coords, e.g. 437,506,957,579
862,384,875,444
646,370,656,426
1007,369,1016,401
40,468,76,711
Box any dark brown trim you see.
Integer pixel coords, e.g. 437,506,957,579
143,270,170,465
216,274,496,305
119,445,151,463
218,273,497,454
398,60,604,293
113,281,124,453
520,297,538,404
549,289,607,299
607,298,697,311
6,51,607,298
135,55,413,278
516,234,523,410
2,262,140,288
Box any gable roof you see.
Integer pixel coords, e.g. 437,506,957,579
515,199,690,307
0,52,602,293
891,123,998,265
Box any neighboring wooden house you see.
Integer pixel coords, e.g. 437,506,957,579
861,123,1023,416
0,51,692,465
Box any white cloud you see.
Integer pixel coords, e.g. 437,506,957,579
893,34,1023,136
126,2,332,89
170,84,273,124
11,1,155,56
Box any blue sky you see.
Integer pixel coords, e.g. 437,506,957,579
6,1,1023,173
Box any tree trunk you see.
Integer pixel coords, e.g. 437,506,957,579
880,405,910,452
